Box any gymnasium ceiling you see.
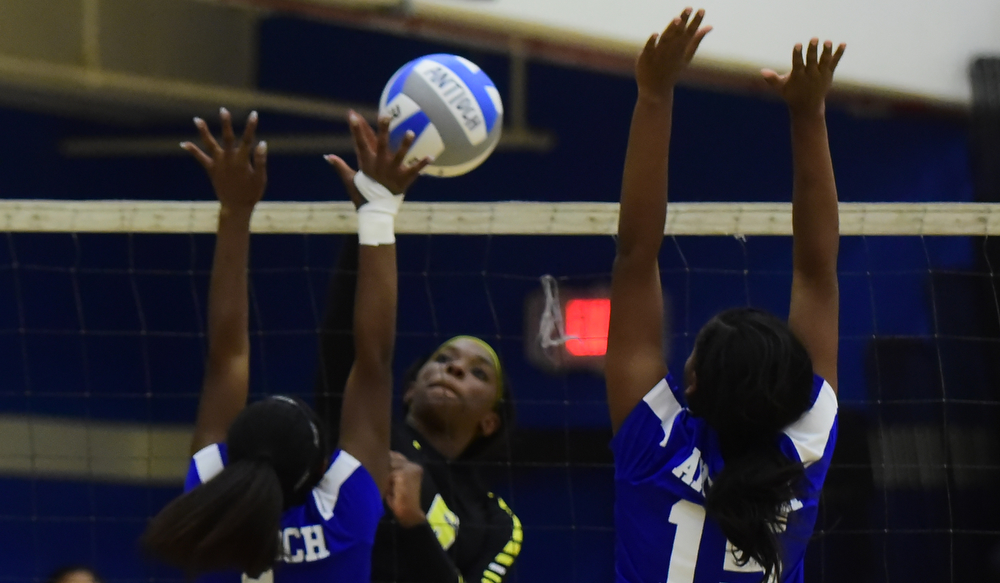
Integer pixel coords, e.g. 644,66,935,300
0,0,973,159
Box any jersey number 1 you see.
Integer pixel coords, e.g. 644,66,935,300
666,500,767,583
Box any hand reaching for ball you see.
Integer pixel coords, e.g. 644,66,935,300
761,39,846,116
635,8,712,103
325,110,432,206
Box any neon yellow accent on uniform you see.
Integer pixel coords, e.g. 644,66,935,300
426,494,461,550
503,541,521,556
478,494,522,583
412,440,422,451
496,498,523,544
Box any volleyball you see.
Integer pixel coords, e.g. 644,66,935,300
379,54,503,177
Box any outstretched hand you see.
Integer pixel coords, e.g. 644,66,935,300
325,111,432,208
636,8,712,102
762,39,846,115
182,109,267,211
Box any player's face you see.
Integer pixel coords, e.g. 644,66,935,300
406,338,501,434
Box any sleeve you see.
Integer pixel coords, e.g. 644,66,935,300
314,235,360,442
463,494,522,583
611,374,701,481
183,443,227,493
780,375,838,467
312,450,384,544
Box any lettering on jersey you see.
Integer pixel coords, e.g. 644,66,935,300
671,447,712,495
723,541,768,574
243,571,273,583
280,525,331,563
427,493,461,550
414,60,488,145
722,498,805,577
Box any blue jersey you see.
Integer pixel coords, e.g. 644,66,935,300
612,374,837,583
184,444,384,582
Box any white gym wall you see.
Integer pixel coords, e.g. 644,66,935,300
420,0,1000,105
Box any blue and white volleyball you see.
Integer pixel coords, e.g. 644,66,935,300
379,54,503,177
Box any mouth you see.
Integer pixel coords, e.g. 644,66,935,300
427,381,460,397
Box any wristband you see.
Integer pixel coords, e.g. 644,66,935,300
354,171,404,246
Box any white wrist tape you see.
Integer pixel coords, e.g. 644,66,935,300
354,171,404,246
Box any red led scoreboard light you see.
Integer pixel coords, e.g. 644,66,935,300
524,283,611,373
564,298,611,357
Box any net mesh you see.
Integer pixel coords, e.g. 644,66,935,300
1,202,1000,582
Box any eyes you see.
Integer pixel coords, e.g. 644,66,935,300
433,352,490,382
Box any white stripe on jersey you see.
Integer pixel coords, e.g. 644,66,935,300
642,378,683,448
313,451,363,521
193,443,225,483
783,380,838,466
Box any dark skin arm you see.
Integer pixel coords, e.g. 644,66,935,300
605,9,711,433
326,112,431,492
763,40,846,393
186,109,267,455
313,234,359,442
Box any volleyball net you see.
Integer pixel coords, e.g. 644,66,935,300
2,200,1000,582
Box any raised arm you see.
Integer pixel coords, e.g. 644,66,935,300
313,234,360,441
186,109,268,454
605,9,711,433
325,112,430,492
763,40,845,392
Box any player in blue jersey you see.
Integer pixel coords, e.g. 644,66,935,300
141,108,431,579
606,8,844,583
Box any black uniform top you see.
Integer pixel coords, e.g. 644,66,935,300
315,236,522,583
373,422,521,583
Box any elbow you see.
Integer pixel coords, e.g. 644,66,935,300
354,342,394,374
206,345,249,370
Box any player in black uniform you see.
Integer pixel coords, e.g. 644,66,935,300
315,235,521,583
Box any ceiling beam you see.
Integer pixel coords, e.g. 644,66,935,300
0,53,377,122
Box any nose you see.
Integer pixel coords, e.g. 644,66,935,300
445,360,465,379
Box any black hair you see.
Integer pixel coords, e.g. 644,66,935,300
46,566,104,583
142,395,330,577
402,346,516,461
686,307,814,583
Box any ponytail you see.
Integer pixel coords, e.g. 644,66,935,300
142,459,283,577
689,308,817,582
704,445,804,583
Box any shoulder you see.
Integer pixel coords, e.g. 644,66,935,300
613,374,685,440
184,443,228,492
610,374,721,497
780,375,838,467
393,428,429,462
312,450,382,521
611,374,700,463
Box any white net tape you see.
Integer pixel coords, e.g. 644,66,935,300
2,200,1000,235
